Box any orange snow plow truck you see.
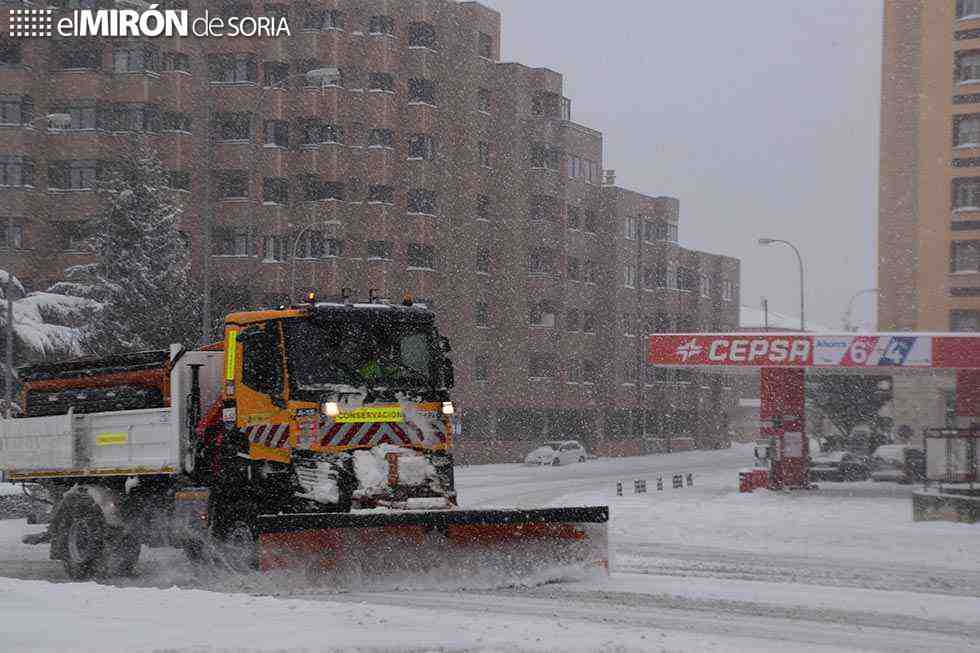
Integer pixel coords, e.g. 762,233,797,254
0,295,608,582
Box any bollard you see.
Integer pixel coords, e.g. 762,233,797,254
634,479,647,494
672,474,683,489
657,476,664,491
686,473,693,487
739,471,751,493
616,482,622,496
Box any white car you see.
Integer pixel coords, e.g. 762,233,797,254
524,440,588,466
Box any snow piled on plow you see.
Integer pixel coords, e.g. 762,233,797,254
352,444,436,492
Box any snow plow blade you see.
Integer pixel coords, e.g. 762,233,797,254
255,506,609,585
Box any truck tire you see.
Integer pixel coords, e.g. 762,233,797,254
213,501,259,573
57,491,142,580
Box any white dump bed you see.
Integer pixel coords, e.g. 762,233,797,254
0,346,223,481
0,408,177,479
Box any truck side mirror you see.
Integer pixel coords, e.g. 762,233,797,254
442,359,455,388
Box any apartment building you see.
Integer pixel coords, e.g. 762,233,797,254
0,0,740,462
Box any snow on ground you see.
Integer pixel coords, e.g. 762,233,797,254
1,445,979,651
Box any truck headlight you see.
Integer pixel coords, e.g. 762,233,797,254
322,401,340,417
441,401,454,415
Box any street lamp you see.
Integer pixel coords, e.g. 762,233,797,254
843,288,878,332
4,113,71,418
200,68,339,339
289,220,340,303
758,237,805,332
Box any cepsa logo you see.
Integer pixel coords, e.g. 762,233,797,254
665,336,812,366
7,5,290,39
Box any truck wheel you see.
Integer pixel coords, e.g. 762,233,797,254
214,502,259,572
63,501,108,581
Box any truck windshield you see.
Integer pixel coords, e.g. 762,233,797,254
284,317,439,390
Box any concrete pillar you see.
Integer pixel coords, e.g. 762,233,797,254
760,368,808,489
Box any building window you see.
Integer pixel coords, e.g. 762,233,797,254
304,9,342,30
0,43,22,67
960,0,980,19
263,235,288,262
368,185,394,204
478,141,491,168
528,248,555,275
960,52,980,84
477,195,491,221
51,102,100,131
529,354,551,379
951,309,980,331
624,262,637,288
113,46,159,73
217,171,248,198
110,103,161,132
530,301,556,328
583,311,596,333
369,128,394,148
475,355,489,381
162,51,191,72
530,142,561,170
624,215,639,240
952,240,980,272
584,211,598,233
700,273,711,297
368,72,395,92
956,115,980,147
300,120,343,145
208,54,257,83
666,262,679,290
48,160,98,190
476,248,491,274
369,15,395,35
408,78,436,104
475,302,489,327
678,266,695,292
0,95,31,126
262,177,288,204
582,360,596,383
0,221,23,249
162,112,191,132
407,189,437,214
367,240,392,260
1,156,34,187
478,32,494,59
408,22,437,49
408,134,435,160
582,258,597,283
529,195,559,222
166,170,191,191
641,265,655,290
407,244,435,269
567,205,580,229
566,309,580,332
263,61,289,87
59,45,101,70
263,120,288,147
214,228,253,257
296,233,342,259
211,112,250,141
478,88,492,113
722,279,736,302
567,256,580,280
953,177,980,210
645,219,678,242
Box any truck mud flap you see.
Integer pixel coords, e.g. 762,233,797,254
254,506,609,585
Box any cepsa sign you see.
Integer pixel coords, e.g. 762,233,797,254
650,335,813,367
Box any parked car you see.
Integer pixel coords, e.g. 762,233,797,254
524,440,588,466
808,450,871,482
871,445,925,483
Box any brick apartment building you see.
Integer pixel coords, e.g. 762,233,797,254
0,0,740,462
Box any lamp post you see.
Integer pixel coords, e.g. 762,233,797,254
289,220,340,303
758,237,805,332
843,288,878,332
4,113,71,418
200,67,338,339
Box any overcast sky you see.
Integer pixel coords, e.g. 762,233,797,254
481,0,883,331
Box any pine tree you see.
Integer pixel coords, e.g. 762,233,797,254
50,145,202,356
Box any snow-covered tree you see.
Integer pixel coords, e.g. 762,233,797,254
50,145,202,356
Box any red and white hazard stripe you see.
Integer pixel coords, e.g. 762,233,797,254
244,423,290,449
316,420,448,448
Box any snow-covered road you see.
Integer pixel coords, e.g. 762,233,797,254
1,445,978,652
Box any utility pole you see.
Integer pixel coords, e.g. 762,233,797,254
201,101,213,345
5,215,13,419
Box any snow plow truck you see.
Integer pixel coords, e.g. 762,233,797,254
0,294,608,582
